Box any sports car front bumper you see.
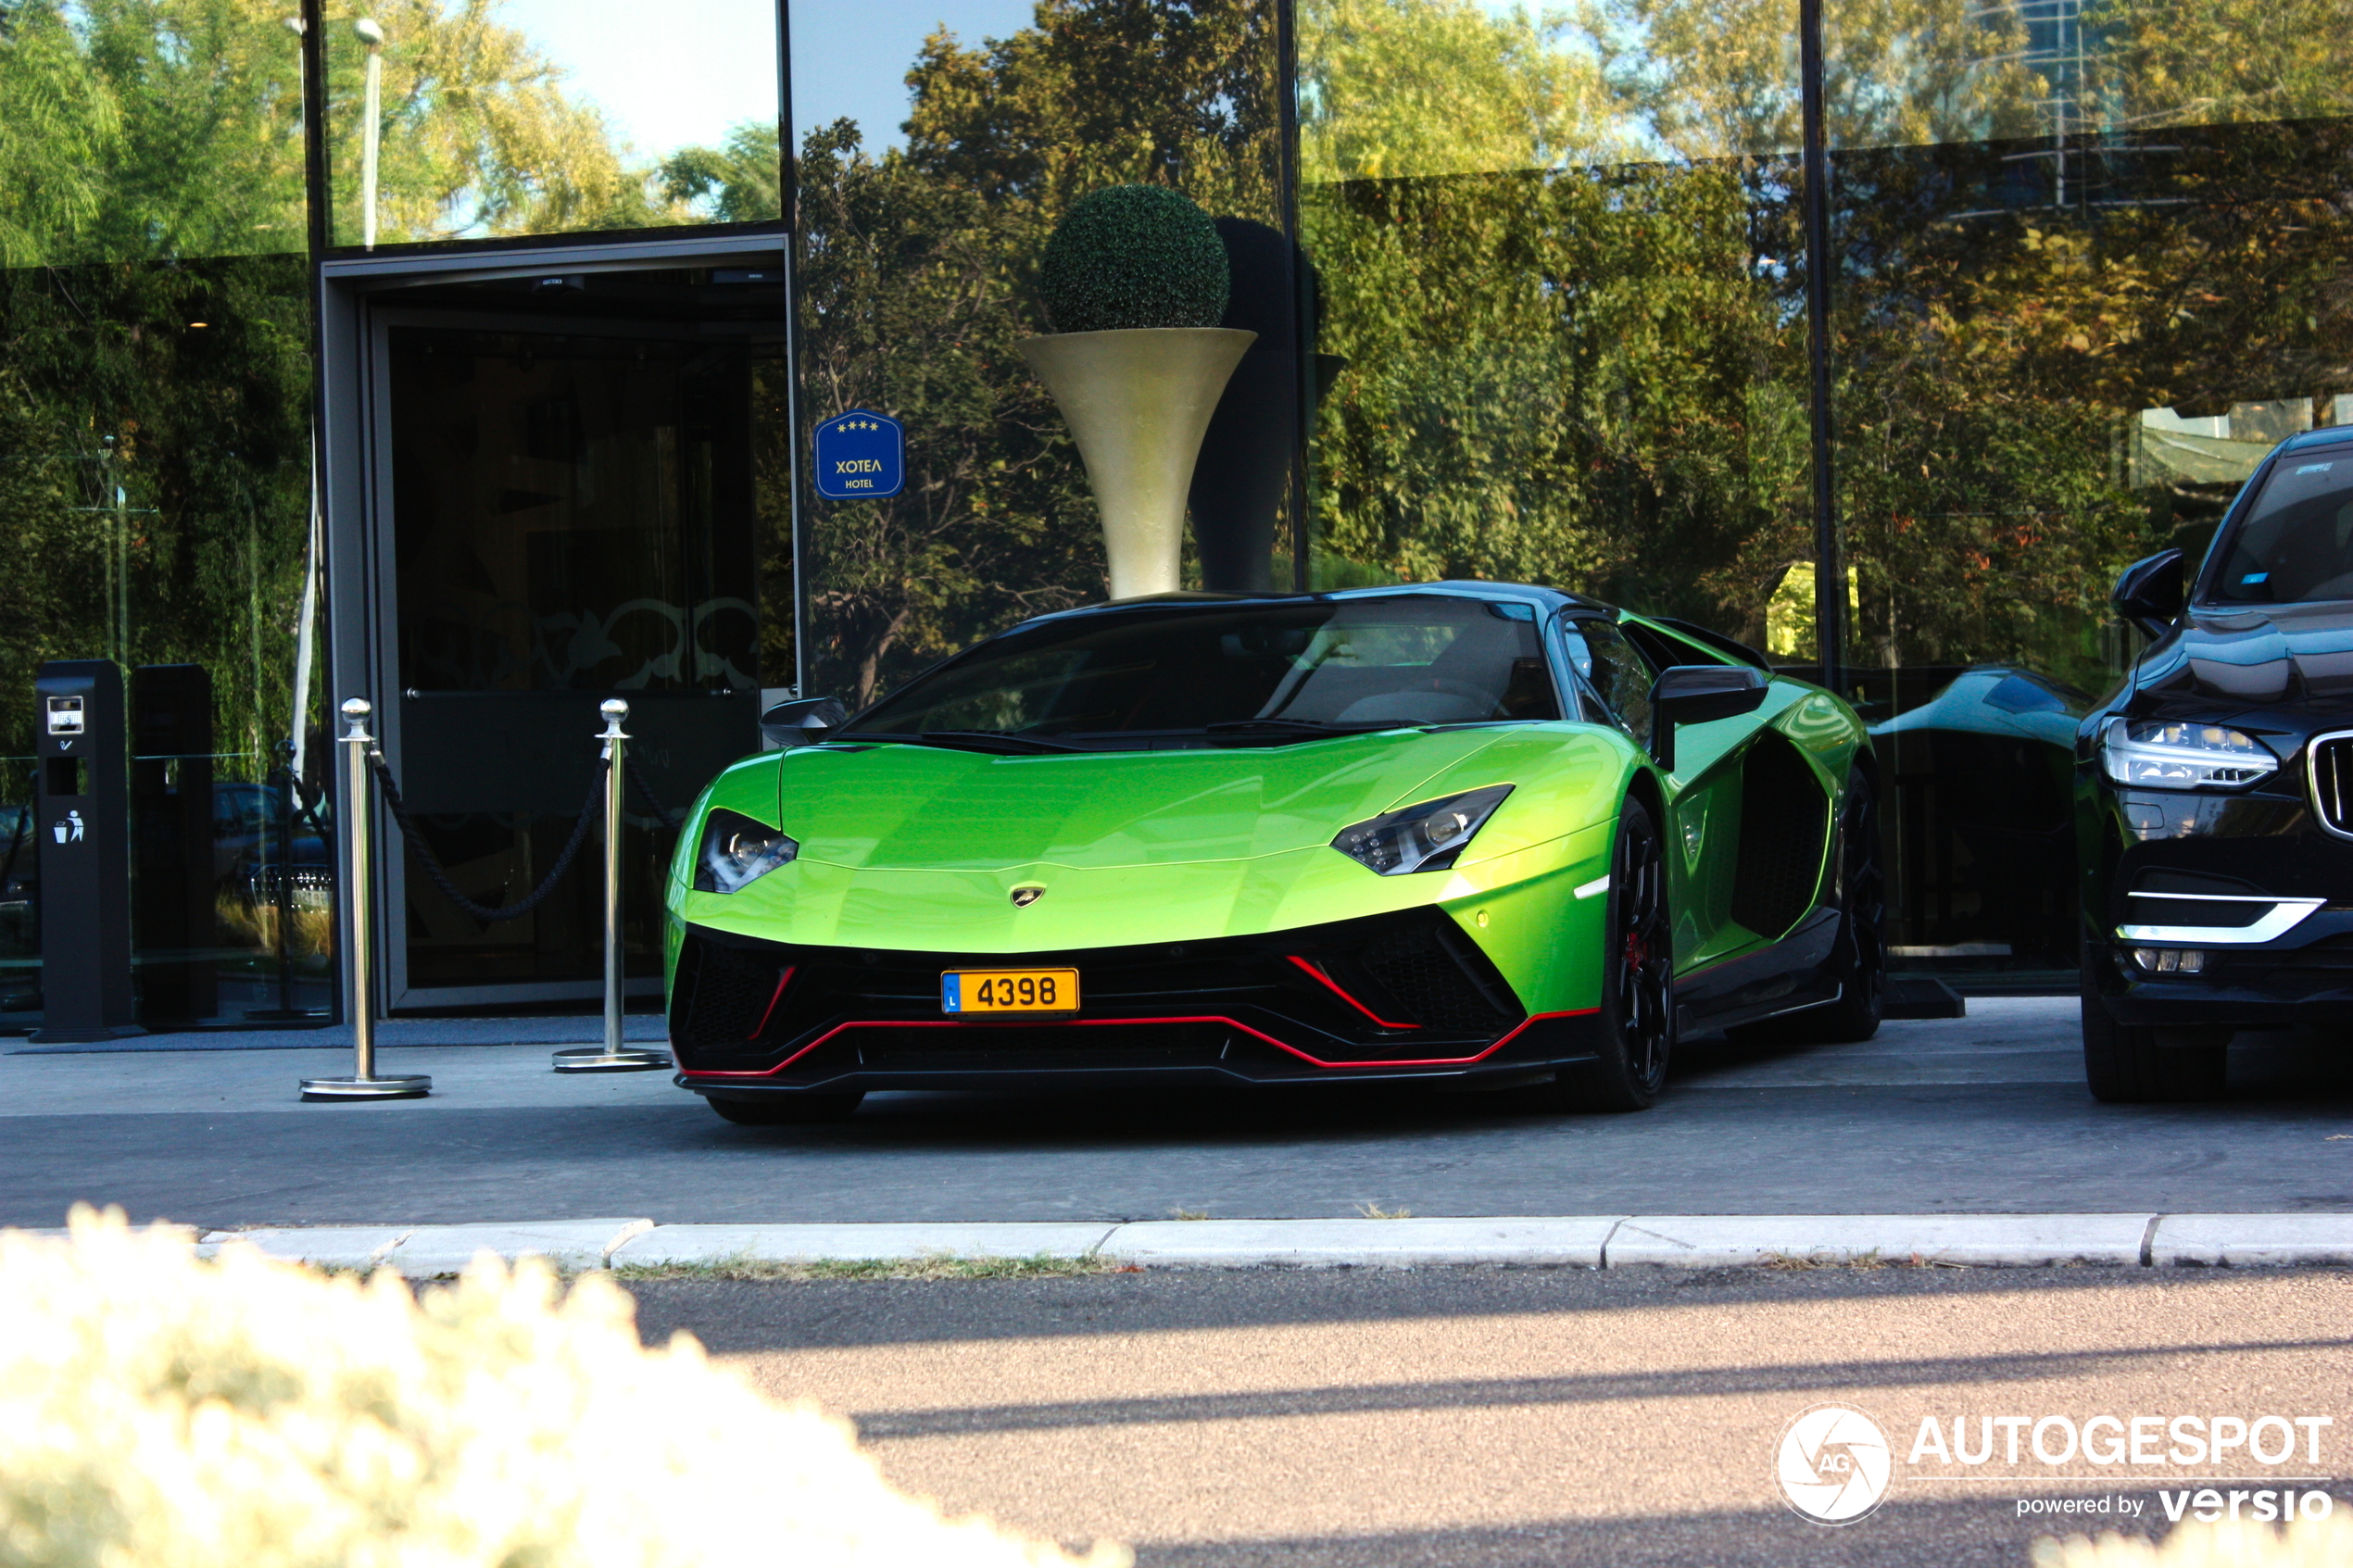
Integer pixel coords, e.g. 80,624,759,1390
667,909,1603,1094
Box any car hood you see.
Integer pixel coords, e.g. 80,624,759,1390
2137,601,2353,709
764,730,1519,871
1870,667,2084,749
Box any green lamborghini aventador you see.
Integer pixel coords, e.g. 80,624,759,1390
663,583,1881,1123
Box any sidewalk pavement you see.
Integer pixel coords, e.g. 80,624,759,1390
6,1013,671,1054
25,1212,2341,1275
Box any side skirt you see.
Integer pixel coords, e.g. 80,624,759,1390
1672,906,1843,1035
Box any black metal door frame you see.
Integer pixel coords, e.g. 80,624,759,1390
319,233,789,1013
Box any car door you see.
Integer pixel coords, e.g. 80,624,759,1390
1561,612,1791,970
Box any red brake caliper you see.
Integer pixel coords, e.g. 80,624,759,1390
1623,929,1646,969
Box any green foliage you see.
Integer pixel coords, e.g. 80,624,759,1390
316,0,681,245
0,2,120,268
1302,157,1811,648
1037,183,1229,333
0,257,314,770
661,123,785,223
2083,0,2353,128
792,120,1098,707
1299,0,1622,179
902,0,1286,220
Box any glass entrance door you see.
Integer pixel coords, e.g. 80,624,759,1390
373,303,789,1004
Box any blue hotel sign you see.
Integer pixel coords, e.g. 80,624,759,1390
812,408,904,499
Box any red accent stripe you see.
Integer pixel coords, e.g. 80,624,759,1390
678,1007,1600,1079
748,966,796,1040
1285,955,1420,1030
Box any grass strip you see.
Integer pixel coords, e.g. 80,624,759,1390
610,1250,1128,1283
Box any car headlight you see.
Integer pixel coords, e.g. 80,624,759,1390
693,809,799,893
1331,785,1514,875
2100,719,2279,789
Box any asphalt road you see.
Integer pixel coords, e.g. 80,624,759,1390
6,998,2353,1230
625,1265,2353,1567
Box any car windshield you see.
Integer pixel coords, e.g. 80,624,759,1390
2207,450,2353,604
846,595,1561,740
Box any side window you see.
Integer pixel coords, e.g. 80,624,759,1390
1560,617,1655,745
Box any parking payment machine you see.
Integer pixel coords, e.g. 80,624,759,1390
31,659,138,1041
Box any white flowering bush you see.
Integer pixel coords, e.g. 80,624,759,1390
2035,1518,2353,1567
0,1207,1126,1568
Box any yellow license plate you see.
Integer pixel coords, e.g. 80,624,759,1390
941,968,1079,1015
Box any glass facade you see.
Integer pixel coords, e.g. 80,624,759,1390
0,0,323,1021
1295,0,1814,651
0,247,323,1024
1823,0,2353,977
786,0,1289,705
0,0,2342,1023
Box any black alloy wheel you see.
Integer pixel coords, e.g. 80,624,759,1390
1733,767,1884,1046
705,1091,865,1125
1533,797,1674,1112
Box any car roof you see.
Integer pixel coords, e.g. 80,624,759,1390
2277,424,2353,457
1020,581,1610,629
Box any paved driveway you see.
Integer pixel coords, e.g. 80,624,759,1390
632,1265,2353,1567
5,999,2352,1230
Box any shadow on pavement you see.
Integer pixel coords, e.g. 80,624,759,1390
1129,1496,2198,1568
623,1268,2353,1353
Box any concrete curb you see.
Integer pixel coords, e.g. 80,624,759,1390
611,1223,1120,1267
2149,1213,2353,1268
198,1219,652,1275
122,1212,2353,1275
1604,1213,2156,1268
1106,1217,1624,1268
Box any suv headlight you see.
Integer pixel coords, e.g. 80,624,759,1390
2100,719,2279,789
1331,785,1514,875
693,809,799,893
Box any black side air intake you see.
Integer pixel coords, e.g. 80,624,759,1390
1730,731,1829,940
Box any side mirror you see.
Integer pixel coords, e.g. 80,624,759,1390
759,696,848,750
2112,549,2185,641
1649,664,1768,771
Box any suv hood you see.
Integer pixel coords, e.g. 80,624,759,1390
2136,600,2353,709
763,730,1516,871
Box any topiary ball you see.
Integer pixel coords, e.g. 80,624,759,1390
1038,184,1230,335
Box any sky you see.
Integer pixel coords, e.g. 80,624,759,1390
492,0,782,159
484,1,1546,162
789,2,1038,151
485,0,1039,161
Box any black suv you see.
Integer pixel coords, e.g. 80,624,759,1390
2080,424,2353,1101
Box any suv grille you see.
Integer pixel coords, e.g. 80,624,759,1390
2312,734,2353,839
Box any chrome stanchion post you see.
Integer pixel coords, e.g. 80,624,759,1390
554,697,669,1073
301,697,429,1101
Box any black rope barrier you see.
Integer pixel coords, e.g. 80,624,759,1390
366,750,607,923
292,784,333,844
624,754,681,832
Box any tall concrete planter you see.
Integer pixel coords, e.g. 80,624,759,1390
1019,326,1255,599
